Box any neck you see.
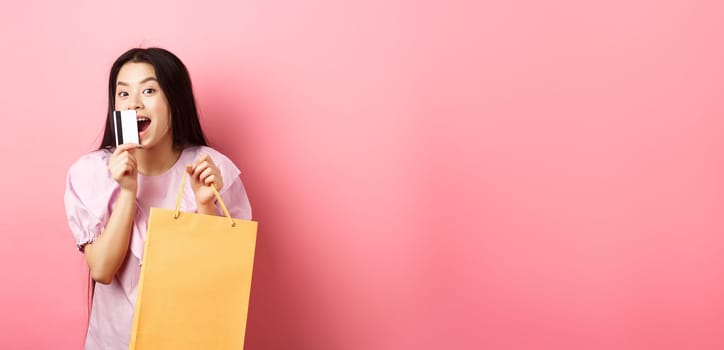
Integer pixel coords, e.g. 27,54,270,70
136,138,183,176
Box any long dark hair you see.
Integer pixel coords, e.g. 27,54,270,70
99,47,208,149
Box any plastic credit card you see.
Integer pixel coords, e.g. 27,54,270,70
113,110,140,147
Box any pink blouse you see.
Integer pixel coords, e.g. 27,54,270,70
64,145,252,350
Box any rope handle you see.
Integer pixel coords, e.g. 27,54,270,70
173,172,236,227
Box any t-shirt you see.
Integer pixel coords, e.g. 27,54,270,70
64,145,252,350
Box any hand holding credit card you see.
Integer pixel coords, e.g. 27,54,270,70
113,110,141,147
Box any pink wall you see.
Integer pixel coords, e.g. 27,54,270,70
1,0,723,349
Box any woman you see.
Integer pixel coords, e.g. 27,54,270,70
64,47,251,349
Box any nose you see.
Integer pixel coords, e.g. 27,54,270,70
124,93,144,111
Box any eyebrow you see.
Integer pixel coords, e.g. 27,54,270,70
117,76,158,86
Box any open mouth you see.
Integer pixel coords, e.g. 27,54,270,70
137,117,151,133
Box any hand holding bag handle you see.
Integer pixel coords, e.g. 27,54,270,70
173,173,236,227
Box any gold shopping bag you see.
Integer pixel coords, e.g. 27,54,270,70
129,175,257,349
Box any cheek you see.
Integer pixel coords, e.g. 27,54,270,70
150,98,169,115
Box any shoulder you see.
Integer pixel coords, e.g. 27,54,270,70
67,149,113,181
65,149,117,204
67,149,115,189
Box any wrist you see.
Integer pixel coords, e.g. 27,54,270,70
196,201,218,216
119,187,137,198
195,195,214,206
112,187,137,212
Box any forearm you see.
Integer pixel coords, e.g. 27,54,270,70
84,189,136,284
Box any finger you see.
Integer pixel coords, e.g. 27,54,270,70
206,172,222,189
114,143,141,155
116,157,135,173
127,154,137,170
109,150,123,163
192,161,210,178
108,152,126,168
115,152,136,169
110,149,135,167
110,163,123,178
113,152,136,169
204,174,216,186
192,154,207,167
193,153,214,168
199,167,213,182
111,162,134,178
123,163,136,176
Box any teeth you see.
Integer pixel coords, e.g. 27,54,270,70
137,117,150,122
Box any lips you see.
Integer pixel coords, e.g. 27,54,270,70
137,116,151,133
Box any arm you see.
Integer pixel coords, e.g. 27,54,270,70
83,189,135,284
187,153,224,216
84,143,140,284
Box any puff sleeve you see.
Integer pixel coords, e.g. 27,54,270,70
64,151,116,251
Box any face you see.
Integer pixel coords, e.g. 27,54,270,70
114,62,172,150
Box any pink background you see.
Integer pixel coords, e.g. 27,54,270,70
1,0,723,349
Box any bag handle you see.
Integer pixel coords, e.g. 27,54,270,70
173,173,236,227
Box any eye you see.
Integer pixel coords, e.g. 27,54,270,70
143,88,156,94
117,91,129,97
